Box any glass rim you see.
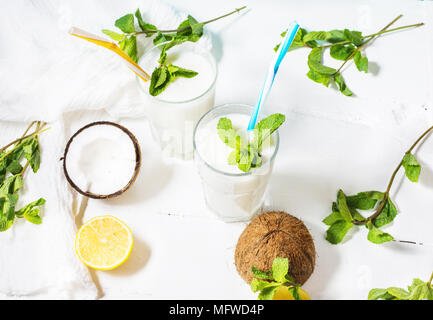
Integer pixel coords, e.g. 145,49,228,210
193,104,280,177
136,41,218,104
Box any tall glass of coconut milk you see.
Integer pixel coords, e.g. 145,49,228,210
193,104,280,222
137,41,217,159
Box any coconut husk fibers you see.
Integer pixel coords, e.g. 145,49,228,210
235,211,316,285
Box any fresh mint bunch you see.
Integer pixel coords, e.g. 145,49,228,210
274,15,423,96
323,126,429,245
102,7,246,96
369,272,433,300
251,257,303,300
217,113,285,173
0,122,47,232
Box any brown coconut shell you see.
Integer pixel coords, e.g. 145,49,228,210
62,121,141,199
235,211,315,285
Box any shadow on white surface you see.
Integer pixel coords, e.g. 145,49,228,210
107,236,151,277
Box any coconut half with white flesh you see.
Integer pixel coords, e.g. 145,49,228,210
63,121,141,199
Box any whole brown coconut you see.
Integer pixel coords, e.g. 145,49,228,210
235,211,316,285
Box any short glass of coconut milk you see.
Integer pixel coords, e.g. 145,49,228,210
193,104,280,222
137,41,217,160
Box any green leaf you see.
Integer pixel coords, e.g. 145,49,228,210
0,175,23,195
153,31,174,46
334,73,353,96
327,30,346,43
308,48,337,75
258,285,280,300
366,221,394,244
272,257,289,283
322,208,343,226
343,29,364,46
119,35,138,63
288,286,302,300
251,266,273,280
303,31,331,42
251,278,276,292
15,198,45,218
102,29,125,42
24,209,42,225
326,220,353,244
330,44,354,61
307,69,331,87
353,51,368,73
115,14,135,34
254,113,285,149
373,199,398,228
176,15,203,41
167,64,198,78
6,160,23,175
23,137,40,173
346,191,384,210
134,9,157,36
217,118,237,148
402,153,421,183
387,287,410,300
337,190,353,222
368,288,391,300
149,65,171,96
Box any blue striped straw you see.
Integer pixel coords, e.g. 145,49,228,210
247,21,300,131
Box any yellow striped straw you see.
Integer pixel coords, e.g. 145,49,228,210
69,27,151,82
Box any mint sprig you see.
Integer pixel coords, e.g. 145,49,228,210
251,257,304,300
323,125,432,245
369,272,433,300
0,122,47,232
217,113,285,173
274,15,423,96
103,6,246,96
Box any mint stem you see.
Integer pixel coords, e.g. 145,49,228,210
353,125,433,225
133,6,247,35
333,15,403,75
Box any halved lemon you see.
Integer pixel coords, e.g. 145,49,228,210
273,286,311,300
75,216,133,270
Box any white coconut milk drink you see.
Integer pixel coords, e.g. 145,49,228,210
194,104,279,222
138,41,217,159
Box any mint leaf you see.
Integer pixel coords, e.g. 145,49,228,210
15,198,45,218
373,199,397,228
135,9,157,36
307,69,331,87
115,14,135,34
258,285,280,300
272,257,289,283
326,220,353,244
251,278,278,292
402,153,421,183
308,48,337,75
334,73,352,96
251,267,273,281
337,190,353,222
288,286,302,300
102,29,125,42
6,160,23,175
322,209,343,226
343,29,364,46
23,137,40,173
330,44,355,61
217,117,237,148
0,175,23,195
119,35,138,62
167,64,198,78
368,288,391,300
153,31,174,46
254,113,285,149
353,51,368,73
387,287,410,299
366,221,393,244
149,66,171,96
346,191,384,210
303,31,331,42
